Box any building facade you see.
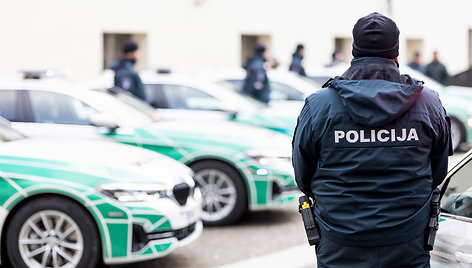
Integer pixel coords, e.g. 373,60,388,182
1,0,471,79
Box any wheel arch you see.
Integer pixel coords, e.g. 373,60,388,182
1,192,104,266
186,157,252,209
450,116,467,152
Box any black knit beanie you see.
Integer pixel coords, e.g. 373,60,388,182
123,39,139,54
352,12,399,59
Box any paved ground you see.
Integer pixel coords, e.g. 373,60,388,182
113,153,467,268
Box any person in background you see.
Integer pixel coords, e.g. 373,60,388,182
293,12,451,267
289,44,306,76
408,51,425,73
325,50,345,67
242,44,271,104
425,51,450,85
111,39,146,100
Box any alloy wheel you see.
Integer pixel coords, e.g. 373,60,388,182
18,210,84,268
194,169,237,222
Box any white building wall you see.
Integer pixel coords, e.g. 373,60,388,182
0,0,470,79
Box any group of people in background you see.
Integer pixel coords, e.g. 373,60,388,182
242,43,309,104
408,51,450,85
110,38,451,108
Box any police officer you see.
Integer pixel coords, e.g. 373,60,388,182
289,44,306,76
292,12,452,267
111,39,146,100
242,44,271,104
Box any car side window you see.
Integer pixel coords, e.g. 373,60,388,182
0,90,21,122
147,84,220,110
29,91,98,125
442,158,472,218
177,86,220,110
269,81,305,101
221,80,244,91
144,84,169,108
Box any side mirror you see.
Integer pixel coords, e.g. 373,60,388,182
217,103,239,119
90,114,119,131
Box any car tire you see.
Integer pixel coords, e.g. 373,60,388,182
6,196,100,268
450,117,465,152
190,161,247,226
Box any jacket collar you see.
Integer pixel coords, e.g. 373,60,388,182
341,57,402,83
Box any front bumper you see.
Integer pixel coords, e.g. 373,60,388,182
102,190,203,265
242,160,300,210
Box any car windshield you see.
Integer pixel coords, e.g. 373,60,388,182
92,88,153,127
106,87,156,116
0,118,25,142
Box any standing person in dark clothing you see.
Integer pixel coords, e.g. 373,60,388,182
111,39,146,100
425,51,450,85
325,50,345,67
292,12,452,268
289,44,306,76
408,51,425,73
242,44,271,104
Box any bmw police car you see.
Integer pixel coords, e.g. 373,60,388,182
0,118,202,267
0,78,298,226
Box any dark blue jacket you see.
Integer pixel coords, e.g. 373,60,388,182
111,59,146,100
242,56,270,104
292,57,452,247
289,53,306,77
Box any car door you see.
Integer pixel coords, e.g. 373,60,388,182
432,152,472,267
10,90,110,141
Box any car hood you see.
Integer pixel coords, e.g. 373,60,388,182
0,138,192,188
141,119,292,155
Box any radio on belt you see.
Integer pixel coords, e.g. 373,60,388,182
298,195,320,246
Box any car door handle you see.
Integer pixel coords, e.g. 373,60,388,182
456,252,472,263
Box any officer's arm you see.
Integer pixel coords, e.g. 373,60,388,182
292,101,317,197
431,108,453,189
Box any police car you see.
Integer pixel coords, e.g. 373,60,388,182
0,118,202,267
137,72,301,136
0,78,298,226
432,149,472,267
206,68,319,106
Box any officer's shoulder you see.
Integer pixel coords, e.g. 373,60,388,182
418,86,441,103
305,87,338,105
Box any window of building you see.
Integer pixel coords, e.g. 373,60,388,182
241,34,271,67
334,37,352,63
406,39,424,64
103,33,148,71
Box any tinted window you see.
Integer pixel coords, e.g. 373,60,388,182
29,91,98,125
269,81,304,101
0,91,20,121
441,157,472,218
146,84,220,110
221,80,244,91
144,84,169,108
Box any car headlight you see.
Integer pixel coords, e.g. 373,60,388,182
467,117,472,129
246,150,292,166
97,182,171,202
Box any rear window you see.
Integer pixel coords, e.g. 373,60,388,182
0,90,21,122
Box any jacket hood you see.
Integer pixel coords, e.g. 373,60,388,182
328,79,423,127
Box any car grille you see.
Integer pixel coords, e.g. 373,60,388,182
132,222,197,252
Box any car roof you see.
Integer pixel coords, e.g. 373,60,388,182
202,68,320,96
139,71,257,102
